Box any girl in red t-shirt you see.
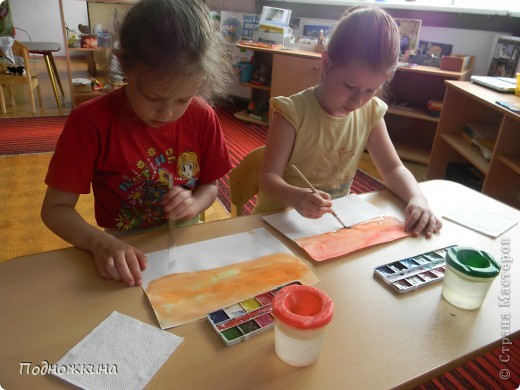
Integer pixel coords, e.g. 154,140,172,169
42,0,232,287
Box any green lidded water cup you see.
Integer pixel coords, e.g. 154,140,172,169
441,246,500,310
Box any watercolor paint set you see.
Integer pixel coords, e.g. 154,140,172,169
373,245,456,293
207,281,302,346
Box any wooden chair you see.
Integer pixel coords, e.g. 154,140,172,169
229,146,265,217
0,40,42,114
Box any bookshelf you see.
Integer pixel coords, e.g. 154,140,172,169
234,43,321,126
385,63,474,165
427,80,520,209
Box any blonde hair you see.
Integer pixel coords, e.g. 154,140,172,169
117,0,231,103
327,6,400,76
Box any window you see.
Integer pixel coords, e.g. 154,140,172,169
268,0,520,15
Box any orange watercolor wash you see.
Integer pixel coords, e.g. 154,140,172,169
145,252,320,329
295,216,412,261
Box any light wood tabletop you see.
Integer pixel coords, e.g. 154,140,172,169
1,180,518,389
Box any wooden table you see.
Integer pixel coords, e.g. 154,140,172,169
1,180,518,389
21,42,64,109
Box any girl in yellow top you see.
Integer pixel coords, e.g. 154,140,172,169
258,6,442,237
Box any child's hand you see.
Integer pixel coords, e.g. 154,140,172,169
294,189,333,219
91,234,147,287
404,196,442,238
162,186,198,222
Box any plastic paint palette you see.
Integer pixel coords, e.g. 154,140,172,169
207,281,302,346
374,246,456,293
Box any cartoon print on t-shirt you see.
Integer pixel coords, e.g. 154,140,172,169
114,147,200,230
177,151,200,189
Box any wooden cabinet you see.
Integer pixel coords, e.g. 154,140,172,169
234,44,321,125
270,53,322,99
427,80,520,209
384,64,473,165
58,0,135,107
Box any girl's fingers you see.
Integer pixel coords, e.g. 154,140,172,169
113,254,136,286
103,258,122,281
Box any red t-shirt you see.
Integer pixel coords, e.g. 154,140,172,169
45,88,231,230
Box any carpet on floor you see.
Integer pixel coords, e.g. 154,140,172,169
416,338,519,390
0,116,67,155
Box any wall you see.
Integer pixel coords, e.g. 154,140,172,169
9,0,87,56
260,0,519,75
8,0,254,57
207,0,255,13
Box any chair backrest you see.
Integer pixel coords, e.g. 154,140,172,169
0,40,40,114
10,41,33,79
229,146,265,217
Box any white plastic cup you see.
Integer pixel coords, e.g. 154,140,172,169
272,285,333,367
441,247,500,310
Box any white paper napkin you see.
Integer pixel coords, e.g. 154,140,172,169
53,311,183,389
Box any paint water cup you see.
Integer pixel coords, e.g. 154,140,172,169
441,247,500,310
272,285,333,367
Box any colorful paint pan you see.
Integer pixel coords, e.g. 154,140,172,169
373,245,455,294
207,281,301,346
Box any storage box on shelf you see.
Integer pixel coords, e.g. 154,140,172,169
427,80,520,209
440,55,473,72
234,43,322,126
58,0,135,107
385,61,474,165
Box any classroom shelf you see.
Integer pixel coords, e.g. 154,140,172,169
234,44,321,127
58,0,134,107
385,62,474,166
499,155,520,175
427,80,520,209
387,106,440,123
441,134,490,174
233,110,268,126
392,140,431,166
68,47,109,53
239,82,271,92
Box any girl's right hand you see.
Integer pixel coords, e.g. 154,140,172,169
90,234,147,287
293,189,333,219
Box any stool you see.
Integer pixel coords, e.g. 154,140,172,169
21,41,64,110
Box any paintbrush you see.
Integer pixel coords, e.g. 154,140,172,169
292,165,350,229
167,174,176,265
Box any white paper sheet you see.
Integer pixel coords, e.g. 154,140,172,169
262,194,384,240
141,228,293,289
444,206,518,238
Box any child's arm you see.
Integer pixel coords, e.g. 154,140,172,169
259,113,333,218
366,119,442,237
162,181,218,221
41,187,147,286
